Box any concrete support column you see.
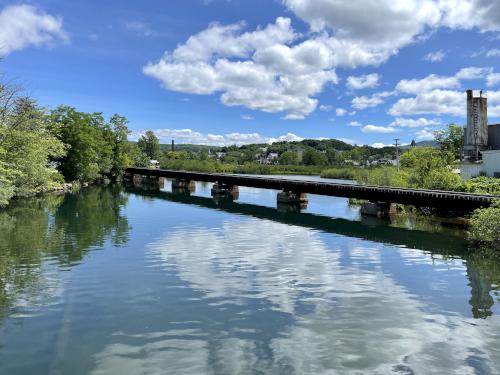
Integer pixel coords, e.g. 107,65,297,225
211,183,239,200
171,179,196,194
360,201,396,218
277,190,308,210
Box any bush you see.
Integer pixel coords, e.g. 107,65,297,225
463,176,500,195
469,200,500,249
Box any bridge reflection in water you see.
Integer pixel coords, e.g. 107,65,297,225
125,185,498,319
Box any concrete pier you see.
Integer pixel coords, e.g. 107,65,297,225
211,183,239,200
360,202,396,218
276,190,308,211
124,173,164,189
171,179,196,195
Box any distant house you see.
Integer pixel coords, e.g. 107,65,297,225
149,160,160,169
369,158,396,167
267,152,279,164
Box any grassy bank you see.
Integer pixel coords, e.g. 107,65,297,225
160,159,324,175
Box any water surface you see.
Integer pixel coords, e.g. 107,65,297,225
0,182,499,374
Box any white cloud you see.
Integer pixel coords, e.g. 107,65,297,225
424,50,445,62
241,115,254,120
337,138,358,145
348,121,362,127
144,17,341,119
371,142,392,148
415,129,435,140
389,89,464,116
132,128,304,146
346,73,379,90
487,49,500,57
0,4,67,56
352,91,393,110
319,104,332,112
487,73,500,87
144,1,500,119
390,117,442,128
335,108,347,116
361,125,397,134
394,66,490,95
125,21,154,37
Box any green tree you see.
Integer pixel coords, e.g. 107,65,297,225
278,150,299,165
0,87,66,203
109,114,133,178
302,148,327,166
434,124,464,160
137,130,160,160
469,200,500,250
49,106,115,182
399,147,461,190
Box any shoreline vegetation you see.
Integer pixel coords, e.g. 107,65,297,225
1,72,498,249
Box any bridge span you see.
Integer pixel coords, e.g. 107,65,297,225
124,167,495,213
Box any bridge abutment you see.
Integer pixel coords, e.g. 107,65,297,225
360,201,396,218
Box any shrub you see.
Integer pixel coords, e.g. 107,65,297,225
469,200,500,249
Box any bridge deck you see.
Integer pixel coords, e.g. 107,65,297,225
125,167,495,210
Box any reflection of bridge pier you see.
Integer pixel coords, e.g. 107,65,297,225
360,202,396,218
171,179,196,195
124,173,165,189
211,183,239,200
277,190,308,211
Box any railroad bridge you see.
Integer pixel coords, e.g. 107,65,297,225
124,167,495,216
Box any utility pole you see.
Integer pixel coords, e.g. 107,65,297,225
394,138,400,171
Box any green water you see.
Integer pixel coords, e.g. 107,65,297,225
0,182,499,374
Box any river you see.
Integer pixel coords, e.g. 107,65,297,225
0,180,499,374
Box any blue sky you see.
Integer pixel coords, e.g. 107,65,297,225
1,0,500,147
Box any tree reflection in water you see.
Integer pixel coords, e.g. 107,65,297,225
0,186,130,321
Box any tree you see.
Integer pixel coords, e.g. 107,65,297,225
399,147,461,190
109,114,133,178
469,200,500,250
434,124,464,160
302,148,327,166
49,106,115,182
137,130,160,160
0,83,66,203
278,150,299,165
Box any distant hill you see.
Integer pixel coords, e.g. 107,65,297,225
402,140,439,149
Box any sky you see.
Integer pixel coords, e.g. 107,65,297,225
1,0,500,148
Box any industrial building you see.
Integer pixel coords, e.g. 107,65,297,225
460,90,500,180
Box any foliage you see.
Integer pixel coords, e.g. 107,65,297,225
0,85,66,204
278,150,299,165
463,176,500,195
469,200,500,250
302,149,327,166
49,106,133,183
434,123,464,160
137,130,161,160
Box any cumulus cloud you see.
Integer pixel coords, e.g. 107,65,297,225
348,121,362,127
352,91,394,110
487,73,500,87
424,50,445,62
0,4,68,56
415,129,435,140
371,142,392,148
144,1,500,119
361,125,397,134
335,108,347,116
132,128,304,146
144,17,343,119
319,104,332,112
346,73,379,90
389,89,464,116
241,115,254,120
390,117,442,128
